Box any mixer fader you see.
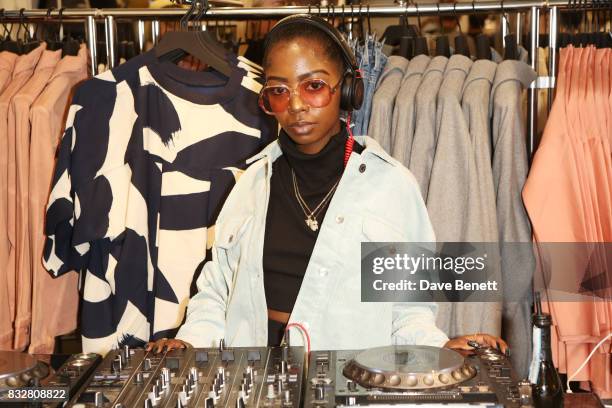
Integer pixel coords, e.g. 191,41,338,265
68,343,305,408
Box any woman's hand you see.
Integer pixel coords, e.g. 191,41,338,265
145,338,190,354
444,333,509,354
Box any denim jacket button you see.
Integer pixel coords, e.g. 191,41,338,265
359,164,367,173
335,215,344,224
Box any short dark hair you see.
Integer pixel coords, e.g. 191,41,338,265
262,22,346,75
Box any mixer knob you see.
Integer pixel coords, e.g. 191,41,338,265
210,383,220,398
240,383,249,396
266,384,276,399
162,368,171,383
315,384,325,401
236,396,245,408
346,380,357,392
208,390,219,402
144,358,152,371
219,339,225,352
214,376,223,390
135,372,144,384
182,385,190,397
176,398,184,408
144,397,154,408
190,367,199,381
160,375,167,389
281,360,288,375
94,391,104,408
123,345,130,361
277,378,284,393
283,390,291,404
282,344,289,361
179,391,189,404
243,373,252,387
204,397,215,408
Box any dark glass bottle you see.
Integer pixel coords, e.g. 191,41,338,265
532,298,564,408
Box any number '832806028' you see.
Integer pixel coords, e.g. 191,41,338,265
0,387,69,402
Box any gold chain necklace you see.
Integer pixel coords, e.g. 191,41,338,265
291,169,340,231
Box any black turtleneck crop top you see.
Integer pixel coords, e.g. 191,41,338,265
262,126,364,341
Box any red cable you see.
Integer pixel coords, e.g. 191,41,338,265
344,112,355,168
285,322,311,355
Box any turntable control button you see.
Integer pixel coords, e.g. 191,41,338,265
451,370,463,381
423,375,434,386
6,376,19,387
389,375,401,387
346,380,357,392
438,374,450,384
406,376,418,387
459,386,472,393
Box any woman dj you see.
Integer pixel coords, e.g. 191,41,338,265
147,15,507,354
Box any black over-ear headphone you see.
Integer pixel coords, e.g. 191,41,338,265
265,14,364,112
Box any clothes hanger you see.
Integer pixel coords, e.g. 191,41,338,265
154,0,232,78
398,2,413,58
473,1,492,59
44,8,61,51
0,9,9,52
54,8,79,57
21,8,41,54
381,1,418,46
501,0,519,60
413,3,429,56
453,3,470,57
435,4,450,57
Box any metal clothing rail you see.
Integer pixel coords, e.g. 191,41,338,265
1,0,607,155
0,0,606,19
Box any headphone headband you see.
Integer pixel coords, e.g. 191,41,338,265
264,14,359,74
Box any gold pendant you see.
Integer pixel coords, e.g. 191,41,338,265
305,218,319,232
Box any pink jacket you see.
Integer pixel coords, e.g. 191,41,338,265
0,44,44,350
9,48,62,350
28,46,88,354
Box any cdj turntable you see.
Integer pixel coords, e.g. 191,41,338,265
0,350,102,407
303,345,535,407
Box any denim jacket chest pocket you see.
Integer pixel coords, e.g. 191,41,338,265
361,214,409,242
215,215,254,281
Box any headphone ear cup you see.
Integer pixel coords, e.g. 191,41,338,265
351,76,364,111
340,71,354,111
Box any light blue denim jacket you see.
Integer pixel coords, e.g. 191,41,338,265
176,136,449,350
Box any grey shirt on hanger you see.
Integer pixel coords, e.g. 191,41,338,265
427,54,502,339
391,55,431,166
409,56,448,200
368,56,409,154
491,59,537,378
462,59,499,244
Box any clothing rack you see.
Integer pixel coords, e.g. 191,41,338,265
1,0,609,155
